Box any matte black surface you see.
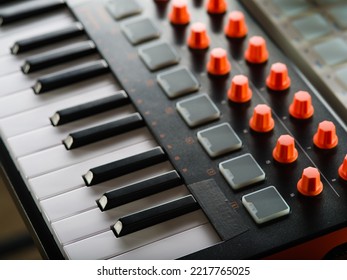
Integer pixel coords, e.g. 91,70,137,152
51,91,129,126
33,60,109,94
98,170,182,211
22,41,97,73
11,22,85,54
84,146,167,186
64,112,144,150
0,0,66,25
188,179,249,241
112,195,199,237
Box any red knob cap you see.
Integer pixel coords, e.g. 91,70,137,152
249,104,275,133
169,0,190,25
187,22,210,49
338,155,347,181
313,120,338,149
206,48,231,75
206,0,227,14
272,135,298,163
266,62,291,91
297,167,323,196
224,11,248,38
289,91,314,119
244,36,269,64
228,75,252,103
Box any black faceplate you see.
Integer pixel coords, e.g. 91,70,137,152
67,0,347,259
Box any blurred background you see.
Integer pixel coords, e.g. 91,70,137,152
0,176,41,260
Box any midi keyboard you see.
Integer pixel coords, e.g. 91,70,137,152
0,0,347,260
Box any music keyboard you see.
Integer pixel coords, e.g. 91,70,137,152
1,0,347,260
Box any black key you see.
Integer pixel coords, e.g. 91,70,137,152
11,22,84,55
0,1,19,3
63,112,144,150
97,171,182,211
0,0,66,26
50,91,130,126
33,60,109,94
22,41,97,74
111,195,199,237
83,146,167,186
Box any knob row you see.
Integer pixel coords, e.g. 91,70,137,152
169,0,231,26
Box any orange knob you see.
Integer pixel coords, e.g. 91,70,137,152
289,91,314,119
206,48,231,75
313,120,338,149
228,75,252,103
297,167,323,196
187,22,210,49
272,135,298,163
224,11,248,38
249,104,275,132
266,62,291,91
169,0,190,25
206,0,227,14
244,36,269,64
338,155,347,181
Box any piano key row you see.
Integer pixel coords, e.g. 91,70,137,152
0,2,220,259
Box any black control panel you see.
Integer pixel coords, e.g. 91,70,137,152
69,0,347,259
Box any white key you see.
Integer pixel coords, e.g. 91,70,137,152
63,210,213,260
0,71,38,97
51,185,190,245
0,74,116,119
0,85,120,138
111,224,220,260
17,128,153,178
6,105,135,157
29,148,169,201
39,162,174,222
0,54,25,76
